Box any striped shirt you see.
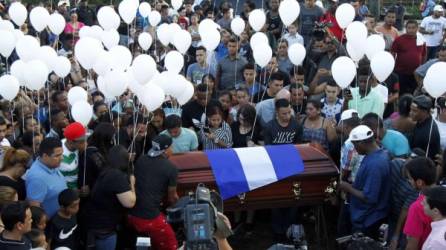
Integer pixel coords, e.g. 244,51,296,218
200,122,233,150
60,139,79,189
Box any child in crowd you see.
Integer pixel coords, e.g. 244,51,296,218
422,186,446,249
281,21,304,46
403,157,438,250
30,206,47,231
48,189,80,250
27,229,48,250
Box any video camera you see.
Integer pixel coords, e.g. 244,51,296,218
267,224,308,250
167,184,230,250
312,21,333,41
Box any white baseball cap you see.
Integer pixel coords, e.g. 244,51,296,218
434,5,444,12
338,109,359,125
58,0,70,7
348,125,374,142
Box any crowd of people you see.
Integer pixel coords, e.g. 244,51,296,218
0,0,446,249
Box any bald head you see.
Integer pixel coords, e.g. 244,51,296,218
275,89,290,101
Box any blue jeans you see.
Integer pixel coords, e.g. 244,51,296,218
95,233,117,250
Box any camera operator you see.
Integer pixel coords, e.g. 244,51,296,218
128,134,179,250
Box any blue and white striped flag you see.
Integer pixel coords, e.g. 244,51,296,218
205,144,304,200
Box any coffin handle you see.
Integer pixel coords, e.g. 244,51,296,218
292,182,302,200
238,192,246,204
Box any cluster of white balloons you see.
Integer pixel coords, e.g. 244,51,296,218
330,3,395,89
73,2,196,117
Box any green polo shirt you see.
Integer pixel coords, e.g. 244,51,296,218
348,87,385,118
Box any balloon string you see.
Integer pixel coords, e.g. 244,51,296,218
426,97,437,157
47,86,52,129
10,102,15,141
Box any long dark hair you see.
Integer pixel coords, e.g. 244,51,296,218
88,122,116,155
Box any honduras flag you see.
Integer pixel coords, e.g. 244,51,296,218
205,144,304,200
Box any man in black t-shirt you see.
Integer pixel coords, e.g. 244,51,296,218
264,99,303,145
128,135,179,250
181,83,220,131
0,201,32,250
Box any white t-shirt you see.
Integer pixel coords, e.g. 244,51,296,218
373,84,389,104
420,15,446,47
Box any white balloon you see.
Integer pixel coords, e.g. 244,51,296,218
0,20,14,32
365,35,385,60
250,32,269,48
173,30,192,54
139,2,151,18
331,56,356,89
335,3,355,29
201,28,220,51
370,51,395,82
29,7,50,32
231,17,245,36
138,83,165,111
168,23,183,44
0,30,16,57
71,100,93,126
149,11,161,26
90,25,104,40
16,35,40,62
97,6,121,30
68,86,88,105
157,23,171,46
165,51,184,73
104,70,129,96
53,56,71,78
169,74,189,98
12,29,24,43
93,50,113,76
10,60,26,85
128,78,144,94
97,76,115,99
279,0,300,26
288,43,306,66
8,2,27,26
199,19,219,35
346,42,365,62
24,60,49,90
119,0,138,24
253,43,272,68
172,0,183,11
108,45,132,71
74,37,104,70
249,9,266,32
0,75,20,101
131,54,157,84
424,62,446,98
138,32,153,50
79,26,92,38
346,21,367,47
101,29,120,49
177,81,194,105
37,46,58,71
48,13,66,35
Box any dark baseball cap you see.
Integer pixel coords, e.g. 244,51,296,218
412,95,433,110
148,134,173,157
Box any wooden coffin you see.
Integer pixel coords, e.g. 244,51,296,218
169,144,339,211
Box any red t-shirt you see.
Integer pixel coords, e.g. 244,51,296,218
391,34,426,75
320,12,343,42
403,194,432,250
